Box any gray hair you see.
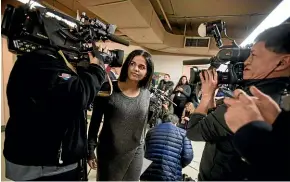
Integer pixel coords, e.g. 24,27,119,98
163,114,179,125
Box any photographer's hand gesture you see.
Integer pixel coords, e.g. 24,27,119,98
224,89,264,133
249,86,281,125
224,86,281,133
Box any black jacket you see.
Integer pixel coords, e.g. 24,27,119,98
3,49,105,166
157,79,174,96
234,110,290,180
186,77,289,180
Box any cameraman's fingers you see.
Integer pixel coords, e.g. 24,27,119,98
213,69,218,82
103,46,109,54
207,70,213,81
88,52,100,65
250,86,270,101
199,72,205,83
98,44,103,52
203,70,209,82
234,89,252,104
224,97,239,107
88,52,94,60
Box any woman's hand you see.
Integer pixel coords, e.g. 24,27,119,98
88,159,97,170
184,117,190,121
162,104,168,110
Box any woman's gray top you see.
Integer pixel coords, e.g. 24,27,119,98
173,84,191,98
88,81,150,157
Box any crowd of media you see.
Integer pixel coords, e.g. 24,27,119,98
1,1,290,181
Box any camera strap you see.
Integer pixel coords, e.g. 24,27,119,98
97,74,113,97
58,50,77,74
58,49,113,97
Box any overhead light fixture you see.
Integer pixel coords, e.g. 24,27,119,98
241,0,290,47
17,0,44,7
15,0,77,28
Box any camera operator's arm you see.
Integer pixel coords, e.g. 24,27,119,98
15,50,106,112
87,95,108,170
87,96,107,160
186,70,232,142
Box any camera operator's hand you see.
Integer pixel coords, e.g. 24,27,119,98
200,69,218,98
249,86,281,125
88,158,97,170
194,69,218,115
88,52,100,65
224,89,264,133
88,44,109,69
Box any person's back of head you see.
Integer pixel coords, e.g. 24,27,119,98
142,113,193,181
162,113,179,125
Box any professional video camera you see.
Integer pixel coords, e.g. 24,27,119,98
185,20,251,85
1,1,129,68
148,87,176,128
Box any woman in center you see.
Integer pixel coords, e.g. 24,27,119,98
87,50,154,181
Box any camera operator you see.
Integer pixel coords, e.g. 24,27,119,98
224,87,290,180
186,23,290,180
157,74,174,96
3,45,106,181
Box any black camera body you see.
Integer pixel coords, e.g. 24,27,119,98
191,20,252,86
1,3,129,67
190,47,250,85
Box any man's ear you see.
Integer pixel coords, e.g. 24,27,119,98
276,55,290,71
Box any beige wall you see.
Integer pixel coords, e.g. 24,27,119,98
103,42,210,85
152,55,210,85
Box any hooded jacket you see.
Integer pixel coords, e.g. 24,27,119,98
3,49,105,166
157,79,174,96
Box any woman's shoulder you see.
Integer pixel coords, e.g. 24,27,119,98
141,87,151,97
183,84,191,88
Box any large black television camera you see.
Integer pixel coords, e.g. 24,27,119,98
187,47,250,85
187,20,251,85
1,1,129,67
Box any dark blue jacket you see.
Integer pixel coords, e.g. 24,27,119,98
141,123,193,181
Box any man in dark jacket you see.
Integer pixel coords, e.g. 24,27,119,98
157,74,174,96
141,114,193,181
3,48,106,181
186,23,290,180
224,86,290,180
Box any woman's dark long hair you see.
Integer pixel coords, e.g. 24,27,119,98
174,76,189,91
119,50,154,88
